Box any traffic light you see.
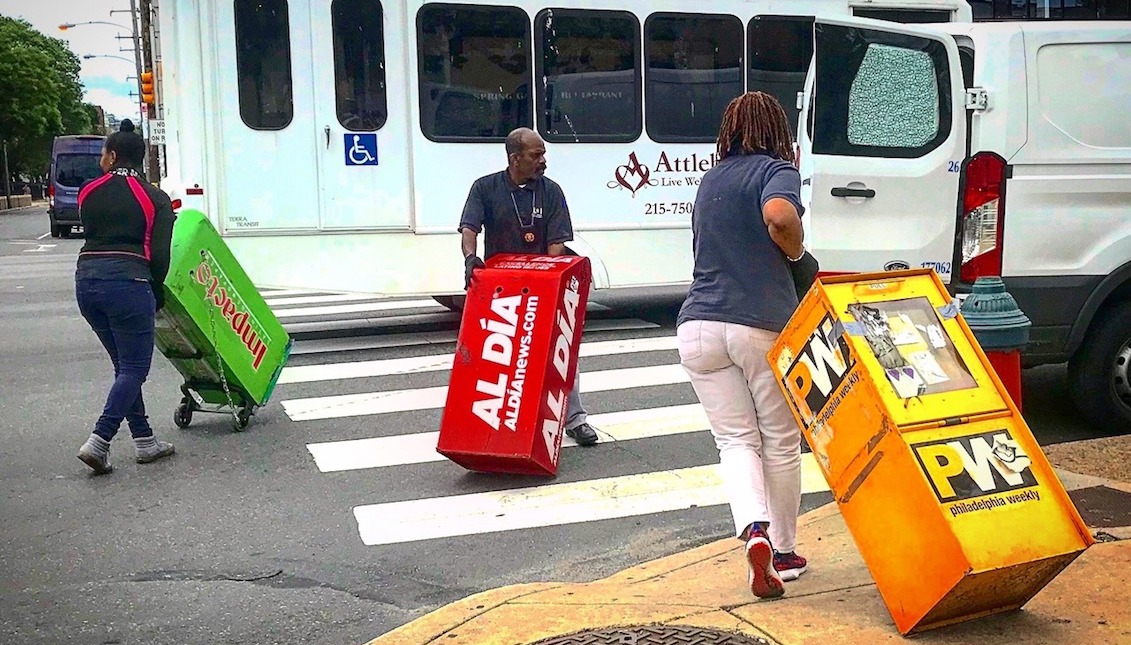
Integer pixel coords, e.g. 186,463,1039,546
141,70,155,106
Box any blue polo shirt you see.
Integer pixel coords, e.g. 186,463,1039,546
678,151,805,333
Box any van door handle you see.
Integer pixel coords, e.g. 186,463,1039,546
831,186,876,199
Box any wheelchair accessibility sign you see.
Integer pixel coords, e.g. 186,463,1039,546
344,134,378,166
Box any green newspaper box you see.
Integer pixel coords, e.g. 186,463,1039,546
154,209,292,430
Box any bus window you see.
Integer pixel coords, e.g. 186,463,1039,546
748,15,813,137
234,0,294,130
645,13,743,143
417,4,532,141
332,0,387,131
535,8,641,143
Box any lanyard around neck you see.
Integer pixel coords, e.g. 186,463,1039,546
510,187,540,229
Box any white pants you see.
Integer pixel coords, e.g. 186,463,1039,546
678,320,802,552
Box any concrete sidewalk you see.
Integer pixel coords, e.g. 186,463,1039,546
369,438,1131,645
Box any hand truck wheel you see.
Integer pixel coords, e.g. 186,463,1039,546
174,399,194,429
233,406,253,432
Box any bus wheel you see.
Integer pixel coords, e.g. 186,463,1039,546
1068,300,1131,433
434,295,466,312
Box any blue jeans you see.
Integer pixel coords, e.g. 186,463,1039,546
76,278,156,441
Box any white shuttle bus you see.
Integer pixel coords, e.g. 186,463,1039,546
156,0,972,297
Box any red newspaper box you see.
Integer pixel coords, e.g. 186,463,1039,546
437,254,592,476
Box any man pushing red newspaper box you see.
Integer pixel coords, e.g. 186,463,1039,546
437,254,591,476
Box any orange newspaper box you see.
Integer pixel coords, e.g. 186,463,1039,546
768,269,1093,635
437,254,591,477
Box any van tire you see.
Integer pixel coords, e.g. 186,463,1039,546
1067,300,1131,433
50,222,61,238
59,226,71,239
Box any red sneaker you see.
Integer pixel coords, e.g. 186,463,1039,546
774,551,808,582
745,527,785,599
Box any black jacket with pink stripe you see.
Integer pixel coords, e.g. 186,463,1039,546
77,168,175,292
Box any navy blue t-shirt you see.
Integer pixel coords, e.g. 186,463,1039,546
677,151,805,333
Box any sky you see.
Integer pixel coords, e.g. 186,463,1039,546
1,0,143,124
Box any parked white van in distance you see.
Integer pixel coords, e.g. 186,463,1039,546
799,17,1131,432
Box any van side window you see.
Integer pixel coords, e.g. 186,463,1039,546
234,0,294,130
417,4,532,141
748,15,813,137
536,9,641,143
332,0,387,131
644,13,743,143
847,45,938,148
812,24,952,158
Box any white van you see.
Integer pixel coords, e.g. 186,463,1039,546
798,18,1131,431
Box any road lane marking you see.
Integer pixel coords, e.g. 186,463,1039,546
352,455,827,545
37,232,51,240
306,403,708,472
281,364,690,421
279,335,678,384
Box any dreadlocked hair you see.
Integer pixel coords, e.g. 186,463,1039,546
716,92,795,164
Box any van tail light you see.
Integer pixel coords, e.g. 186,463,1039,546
170,199,182,212
959,151,1007,283
48,184,55,198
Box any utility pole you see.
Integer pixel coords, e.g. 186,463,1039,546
139,0,158,182
2,140,11,210
126,0,148,176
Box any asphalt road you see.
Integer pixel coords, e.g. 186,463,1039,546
0,204,1116,645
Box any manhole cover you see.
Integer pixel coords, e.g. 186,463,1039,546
1067,486,1131,528
529,625,770,645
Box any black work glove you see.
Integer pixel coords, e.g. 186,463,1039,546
464,254,485,290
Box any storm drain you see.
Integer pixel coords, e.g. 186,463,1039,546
529,625,770,645
1067,486,1131,528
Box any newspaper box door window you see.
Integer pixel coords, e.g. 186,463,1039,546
344,133,378,166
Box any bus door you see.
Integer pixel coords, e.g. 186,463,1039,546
216,0,320,232
309,0,413,230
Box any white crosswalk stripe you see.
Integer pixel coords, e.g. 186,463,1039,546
306,403,707,472
354,458,828,546
264,294,829,547
282,364,690,421
279,335,678,384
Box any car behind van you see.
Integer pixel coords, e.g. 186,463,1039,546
799,18,1131,432
48,135,105,238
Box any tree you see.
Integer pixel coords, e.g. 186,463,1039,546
0,15,93,178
